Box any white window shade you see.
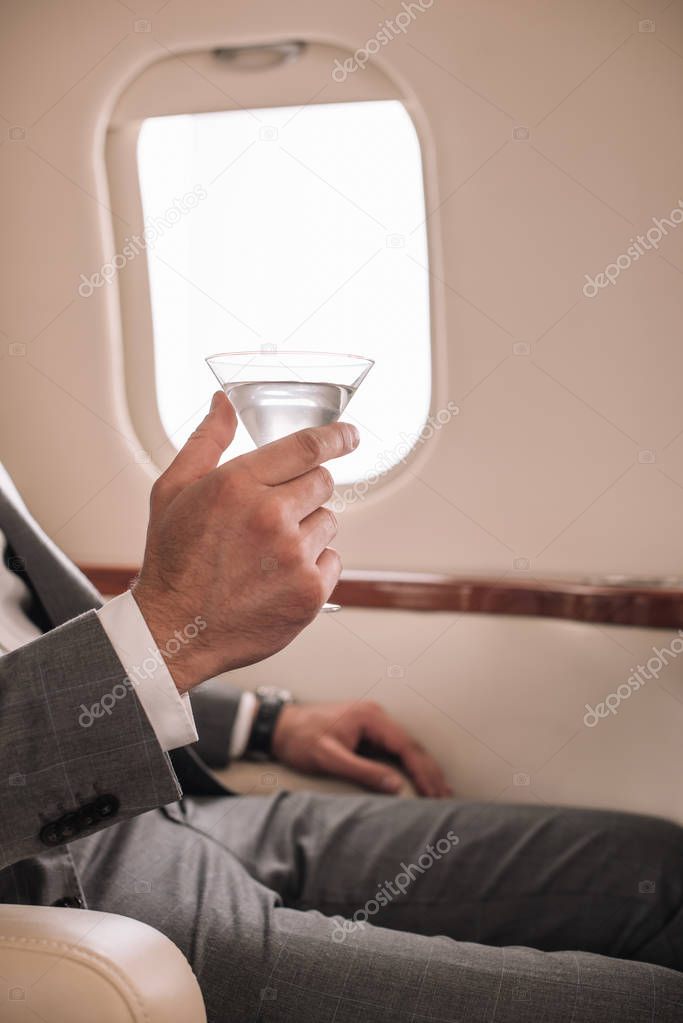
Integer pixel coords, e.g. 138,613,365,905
137,99,431,484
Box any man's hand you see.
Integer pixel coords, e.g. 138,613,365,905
133,391,358,693
272,700,453,797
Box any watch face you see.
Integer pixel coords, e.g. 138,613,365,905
256,686,293,703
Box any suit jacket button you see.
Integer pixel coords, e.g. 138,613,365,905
93,795,119,819
51,896,83,908
59,813,80,839
39,822,63,846
76,804,97,830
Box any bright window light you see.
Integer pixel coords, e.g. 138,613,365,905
137,100,431,485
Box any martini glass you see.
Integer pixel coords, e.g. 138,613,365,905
206,350,374,612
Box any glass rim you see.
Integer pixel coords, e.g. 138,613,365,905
205,349,375,370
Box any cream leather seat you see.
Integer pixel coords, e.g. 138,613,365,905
0,905,206,1023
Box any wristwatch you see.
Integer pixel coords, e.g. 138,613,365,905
246,686,294,760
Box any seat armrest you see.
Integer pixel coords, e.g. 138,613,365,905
215,759,417,797
0,905,206,1023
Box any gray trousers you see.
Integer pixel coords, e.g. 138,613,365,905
70,794,683,1022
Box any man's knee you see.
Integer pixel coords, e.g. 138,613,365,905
576,809,683,959
557,806,682,863
595,810,683,890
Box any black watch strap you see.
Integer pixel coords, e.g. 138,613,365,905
246,688,292,759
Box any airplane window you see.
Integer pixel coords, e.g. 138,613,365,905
137,100,431,487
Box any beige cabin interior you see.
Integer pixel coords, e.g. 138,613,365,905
2,0,683,830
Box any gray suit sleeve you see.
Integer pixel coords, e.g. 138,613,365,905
189,678,245,768
0,610,181,869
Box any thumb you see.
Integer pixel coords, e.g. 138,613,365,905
316,735,404,794
155,391,237,505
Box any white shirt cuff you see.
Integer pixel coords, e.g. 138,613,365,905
229,691,258,759
97,591,198,752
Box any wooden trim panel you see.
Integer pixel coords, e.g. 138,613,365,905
79,565,683,628
83,565,141,596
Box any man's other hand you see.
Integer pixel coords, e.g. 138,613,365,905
272,700,453,797
133,391,358,693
